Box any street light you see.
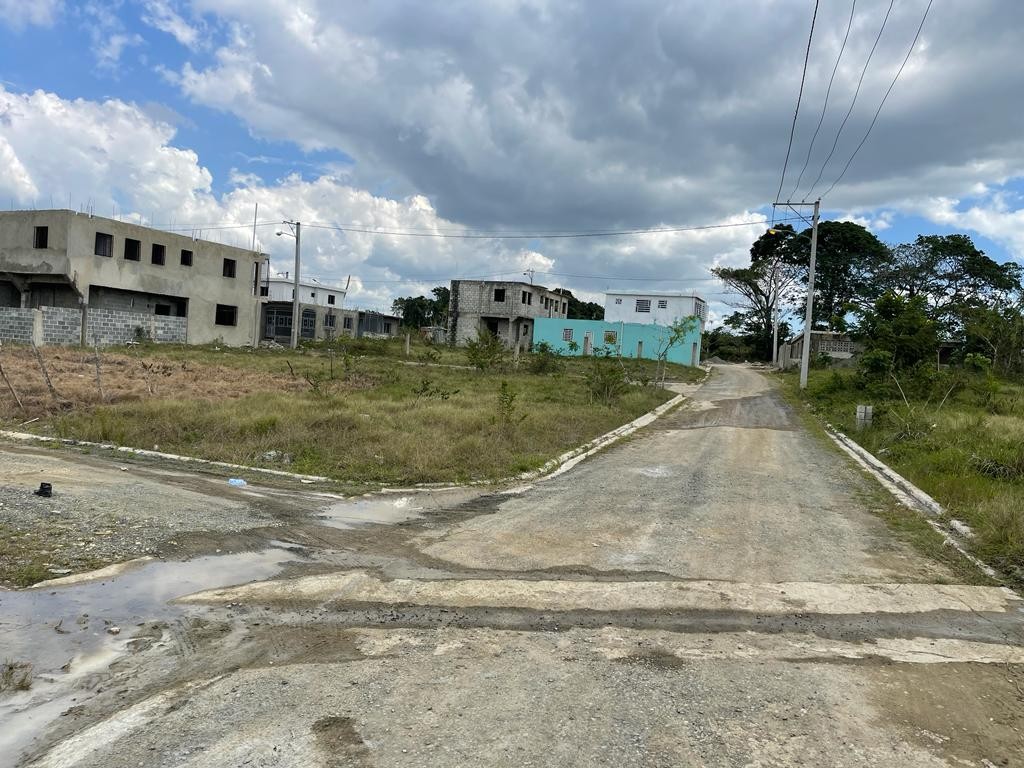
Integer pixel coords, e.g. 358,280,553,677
276,221,301,349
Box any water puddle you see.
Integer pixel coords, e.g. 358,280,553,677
316,496,425,529
0,547,299,767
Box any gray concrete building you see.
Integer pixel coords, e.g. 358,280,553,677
448,279,568,349
0,210,265,346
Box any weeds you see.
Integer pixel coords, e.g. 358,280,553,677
464,329,506,371
0,660,32,692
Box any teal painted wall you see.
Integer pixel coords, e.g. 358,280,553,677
533,318,703,366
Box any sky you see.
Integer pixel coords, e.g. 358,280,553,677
1,0,1022,321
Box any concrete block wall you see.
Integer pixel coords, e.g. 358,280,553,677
0,308,35,344
87,308,187,345
41,306,82,345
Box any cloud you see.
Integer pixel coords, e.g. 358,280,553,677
0,0,62,30
919,194,1024,262
141,0,202,48
171,0,1024,232
83,1,143,72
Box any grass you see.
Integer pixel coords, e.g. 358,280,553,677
1,337,704,486
0,660,33,692
780,366,1024,585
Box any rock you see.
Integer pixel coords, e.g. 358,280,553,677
107,626,121,635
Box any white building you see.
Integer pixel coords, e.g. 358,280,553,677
603,290,708,328
259,276,347,342
260,276,346,308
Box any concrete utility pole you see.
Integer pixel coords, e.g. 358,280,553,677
798,200,820,389
290,221,301,350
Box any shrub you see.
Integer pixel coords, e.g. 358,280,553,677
465,329,506,371
585,356,629,405
527,342,563,375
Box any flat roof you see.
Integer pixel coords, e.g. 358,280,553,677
605,289,705,299
266,276,346,291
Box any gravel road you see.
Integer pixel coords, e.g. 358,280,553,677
6,365,1024,767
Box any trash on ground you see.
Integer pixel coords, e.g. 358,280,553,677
34,482,53,498
227,478,247,487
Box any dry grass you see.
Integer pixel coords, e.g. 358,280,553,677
0,660,32,692
1,341,694,485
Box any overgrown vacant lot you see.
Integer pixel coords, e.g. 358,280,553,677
0,339,702,484
788,368,1024,583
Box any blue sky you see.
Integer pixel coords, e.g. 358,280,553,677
1,0,1022,316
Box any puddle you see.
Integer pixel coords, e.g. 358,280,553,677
316,496,426,529
0,548,299,767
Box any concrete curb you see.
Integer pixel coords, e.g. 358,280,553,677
0,429,331,483
0,366,712,494
824,425,1001,582
382,366,714,493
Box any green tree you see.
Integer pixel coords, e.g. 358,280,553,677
786,221,889,331
857,292,938,370
391,286,451,329
551,288,604,320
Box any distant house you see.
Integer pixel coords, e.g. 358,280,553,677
533,317,704,366
604,290,708,328
778,330,861,369
448,279,568,350
259,276,346,343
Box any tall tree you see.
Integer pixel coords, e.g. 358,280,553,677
786,221,889,331
710,226,800,360
391,286,450,328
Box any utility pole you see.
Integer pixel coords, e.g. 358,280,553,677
290,221,301,349
798,200,820,389
523,268,535,285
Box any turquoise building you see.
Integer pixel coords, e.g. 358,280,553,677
532,317,703,366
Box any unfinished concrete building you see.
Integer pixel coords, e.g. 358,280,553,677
448,279,568,349
0,210,265,346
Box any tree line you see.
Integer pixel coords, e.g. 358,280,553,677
708,221,1024,378
391,286,604,329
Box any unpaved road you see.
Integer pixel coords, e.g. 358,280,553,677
3,365,1023,767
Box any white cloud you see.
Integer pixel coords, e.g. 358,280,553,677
0,0,61,30
84,1,143,72
919,194,1024,261
141,0,202,48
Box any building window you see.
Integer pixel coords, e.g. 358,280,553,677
155,304,171,316
603,330,618,345
33,226,48,249
614,298,622,305
123,237,140,261
151,243,166,265
324,314,336,328
95,232,114,257
215,304,238,326
259,285,269,297
311,291,316,298
383,321,392,333
657,299,668,309
562,328,574,342
635,299,651,313
222,258,236,278
493,288,506,302
343,316,353,330
562,302,567,314
327,294,335,305
180,249,193,266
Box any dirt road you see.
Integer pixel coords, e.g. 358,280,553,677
4,365,1023,767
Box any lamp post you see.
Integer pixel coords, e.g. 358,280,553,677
275,221,301,349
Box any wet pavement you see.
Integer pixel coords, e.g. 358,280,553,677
3,365,1024,767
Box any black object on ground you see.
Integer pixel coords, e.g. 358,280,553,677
34,482,52,498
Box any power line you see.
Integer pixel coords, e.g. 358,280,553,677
805,0,896,198
302,217,799,240
820,0,935,199
774,0,821,205
788,0,857,200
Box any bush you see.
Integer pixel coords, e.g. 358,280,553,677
527,342,564,375
465,329,506,371
584,356,629,405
